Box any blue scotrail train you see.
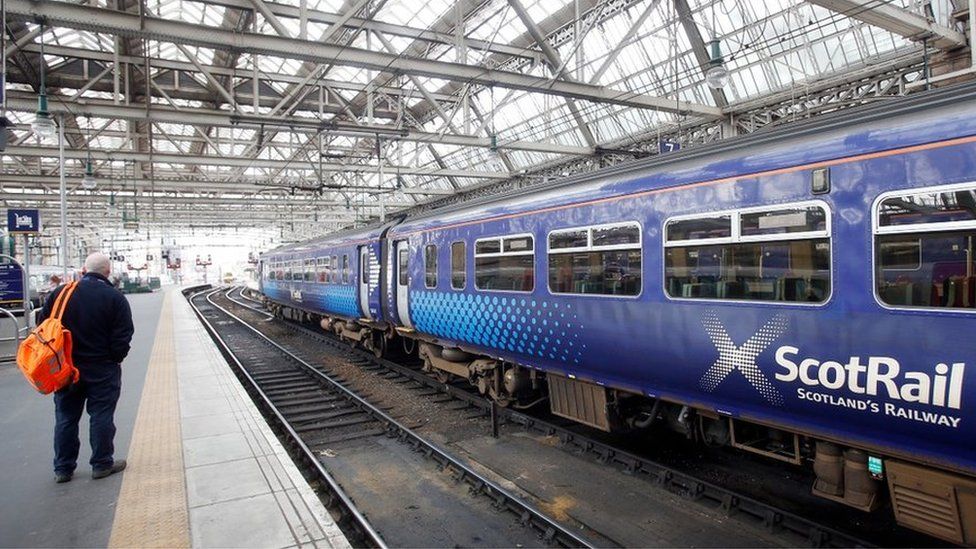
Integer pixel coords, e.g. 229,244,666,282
258,83,976,543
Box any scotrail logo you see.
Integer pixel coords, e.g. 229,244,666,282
699,310,790,406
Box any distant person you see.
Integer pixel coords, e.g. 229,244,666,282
38,252,134,483
38,274,63,306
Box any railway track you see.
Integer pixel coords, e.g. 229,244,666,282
187,287,596,548
220,285,892,548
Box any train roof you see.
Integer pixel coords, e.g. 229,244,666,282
261,219,394,258
265,81,976,252
389,81,976,235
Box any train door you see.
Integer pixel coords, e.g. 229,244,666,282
395,240,413,328
358,246,370,318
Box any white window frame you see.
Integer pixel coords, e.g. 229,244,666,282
665,200,831,247
547,221,643,298
872,182,976,313
474,233,535,293
662,200,833,307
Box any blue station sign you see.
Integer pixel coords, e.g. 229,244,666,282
7,209,40,234
0,262,24,305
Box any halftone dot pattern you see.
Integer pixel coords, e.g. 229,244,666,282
321,285,359,318
699,309,788,406
410,291,585,364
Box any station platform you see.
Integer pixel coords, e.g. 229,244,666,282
0,286,349,549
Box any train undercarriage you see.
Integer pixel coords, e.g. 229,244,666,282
264,297,976,545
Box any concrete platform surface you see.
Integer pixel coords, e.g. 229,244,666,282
0,286,348,549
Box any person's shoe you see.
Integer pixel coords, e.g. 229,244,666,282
91,459,126,480
54,472,72,483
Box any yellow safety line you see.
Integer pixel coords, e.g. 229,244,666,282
109,291,190,548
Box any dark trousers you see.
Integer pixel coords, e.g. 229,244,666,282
53,365,122,474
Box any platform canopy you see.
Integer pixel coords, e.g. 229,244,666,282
0,0,966,249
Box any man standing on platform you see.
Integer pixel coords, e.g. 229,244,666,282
39,252,134,483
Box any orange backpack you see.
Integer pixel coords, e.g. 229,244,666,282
17,281,80,394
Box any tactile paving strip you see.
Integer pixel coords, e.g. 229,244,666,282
108,292,191,548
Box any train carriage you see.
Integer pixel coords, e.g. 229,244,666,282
261,83,976,543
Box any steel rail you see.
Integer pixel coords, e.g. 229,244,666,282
195,287,597,549
185,287,388,549
224,287,876,548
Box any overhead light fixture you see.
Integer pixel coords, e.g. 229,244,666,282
488,134,505,172
705,39,729,89
33,96,55,140
81,118,96,189
32,23,56,140
81,160,97,190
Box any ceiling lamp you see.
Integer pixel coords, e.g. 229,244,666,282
32,24,56,140
82,117,97,189
487,134,505,171
81,160,97,190
33,95,55,140
705,38,730,90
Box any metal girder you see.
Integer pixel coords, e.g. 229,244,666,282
3,94,591,155
673,0,728,108
0,191,368,211
508,0,597,148
0,174,455,195
199,0,542,61
22,43,458,104
6,0,721,117
406,51,929,215
3,144,507,178
807,0,968,50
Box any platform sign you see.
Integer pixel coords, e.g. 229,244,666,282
0,262,24,306
7,209,40,234
659,139,681,154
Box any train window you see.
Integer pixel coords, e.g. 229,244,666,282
875,184,976,310
740,205,827,237
317,258,328,283
550,230,587,250
424,244,437,288
878,186,976,227
665,202,831,303
504,236,533,253
475,235,534,292
342,255,349,283
666,215,732,242
398,248,408,286
476,239,501,255
451,242,466,289
331,255,338,283
361,251,368,282
304,259,315,282
548,222,642,296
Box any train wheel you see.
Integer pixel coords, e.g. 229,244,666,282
371,332,386,359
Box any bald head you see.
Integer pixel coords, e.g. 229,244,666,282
84,252,111,277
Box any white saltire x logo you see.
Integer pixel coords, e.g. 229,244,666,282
699,310,789,406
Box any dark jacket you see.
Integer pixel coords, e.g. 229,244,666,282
38,272,134,376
